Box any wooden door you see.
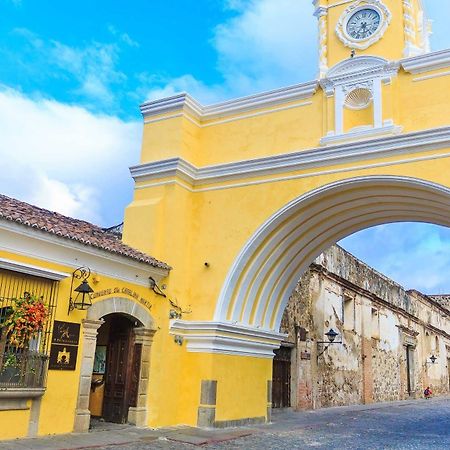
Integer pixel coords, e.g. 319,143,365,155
272,346,291,408
102,317,135,423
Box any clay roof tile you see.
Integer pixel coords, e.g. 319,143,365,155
0,194,171,271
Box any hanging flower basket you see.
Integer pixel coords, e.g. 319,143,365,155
1,293,48,348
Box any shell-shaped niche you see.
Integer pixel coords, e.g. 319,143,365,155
345,88,373,110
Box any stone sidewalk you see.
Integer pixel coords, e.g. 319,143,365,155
0,397,448,449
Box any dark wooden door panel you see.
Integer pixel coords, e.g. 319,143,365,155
272,347,291,408
102,316,136,424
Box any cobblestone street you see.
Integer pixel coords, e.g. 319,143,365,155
1,397,449,450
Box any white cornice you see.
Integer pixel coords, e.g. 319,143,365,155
131,126,450,187
401,49,450,74
321,56,399,95
140,81,319,121
0,221,169,286
139,49,450,124
169,319,286,358
0,257,69,281
320,124,403,146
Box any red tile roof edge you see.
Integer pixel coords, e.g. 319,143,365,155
0,194,171,271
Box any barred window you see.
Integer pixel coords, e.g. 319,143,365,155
0,268,58,389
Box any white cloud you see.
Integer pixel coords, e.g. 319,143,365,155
0,87,141,224
340,223,450,294
144,74,225,105
143,0,317,104
107,25,140,48
14,28,126,106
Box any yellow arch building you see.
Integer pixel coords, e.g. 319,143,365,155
1,0,450,441
123,0,450,427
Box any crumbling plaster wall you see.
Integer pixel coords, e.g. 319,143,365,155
280,245,450,410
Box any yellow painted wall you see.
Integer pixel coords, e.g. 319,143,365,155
123,14,450,425
2,1,449,440
325,0,405,67
0,248,165,439
0,409,30,440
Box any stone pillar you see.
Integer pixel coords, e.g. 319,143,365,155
128,327,156,427
73,319,104,433
197,380,217,428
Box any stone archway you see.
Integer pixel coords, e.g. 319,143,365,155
73,297,156,432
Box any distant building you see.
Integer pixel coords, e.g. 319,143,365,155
275,245,449,409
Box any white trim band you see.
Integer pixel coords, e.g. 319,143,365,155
402,49,450,74
169,319,286,358
0,257,69,281
140,81,319,121
131,126,450,187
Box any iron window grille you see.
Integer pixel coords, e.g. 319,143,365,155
0,268,58,389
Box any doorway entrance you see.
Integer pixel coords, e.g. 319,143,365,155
272,346,291,408
89,314,141,424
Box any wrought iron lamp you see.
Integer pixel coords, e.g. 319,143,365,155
68,266,94,314
317,328,342,358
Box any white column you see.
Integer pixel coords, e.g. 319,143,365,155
335,87,345,135
373,79,383,129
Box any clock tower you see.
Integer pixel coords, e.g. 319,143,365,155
314,0,431,77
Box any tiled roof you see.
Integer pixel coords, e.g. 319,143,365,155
0,194,171,270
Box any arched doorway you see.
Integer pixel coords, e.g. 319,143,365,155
89,314,142,424
73,297,155,432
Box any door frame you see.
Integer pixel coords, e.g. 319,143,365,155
73,297,156,432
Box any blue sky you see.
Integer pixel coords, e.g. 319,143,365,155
1,0,450,293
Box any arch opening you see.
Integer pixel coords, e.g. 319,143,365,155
214,176,450,332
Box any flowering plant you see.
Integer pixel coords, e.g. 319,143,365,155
1,293,48,348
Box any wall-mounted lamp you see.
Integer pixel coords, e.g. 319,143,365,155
149,276,167,297
317,328,342,358
426,354,438,365
68,266,94,314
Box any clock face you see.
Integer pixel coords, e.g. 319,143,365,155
346,8,381,40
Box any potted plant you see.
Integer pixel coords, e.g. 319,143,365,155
0,293,48,383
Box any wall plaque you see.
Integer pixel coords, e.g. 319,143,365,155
51,321,80,346
48,321,80,370
48,344,79,370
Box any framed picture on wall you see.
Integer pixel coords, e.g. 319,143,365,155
93,345,107,374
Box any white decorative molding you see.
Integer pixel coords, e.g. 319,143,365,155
140,81,319,121
402,0,417,57
131,126,450,187
321,56,399,95
320,124,402,145
314,6,328,78
0,257,69,281
413,71,450,83
402,49,450,74
320,56,398,139
213,176,450,331
335,0,392,50
169,319,286,358
0,221,169,287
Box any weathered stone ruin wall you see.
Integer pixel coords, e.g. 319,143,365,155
372,343,401,402
279,244,450,410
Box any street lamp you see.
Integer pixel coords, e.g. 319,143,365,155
68,266,94,314
317,328,342,358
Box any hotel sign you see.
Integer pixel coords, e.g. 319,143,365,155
48,321,80,371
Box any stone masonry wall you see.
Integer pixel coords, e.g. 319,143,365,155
279,244,450,411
